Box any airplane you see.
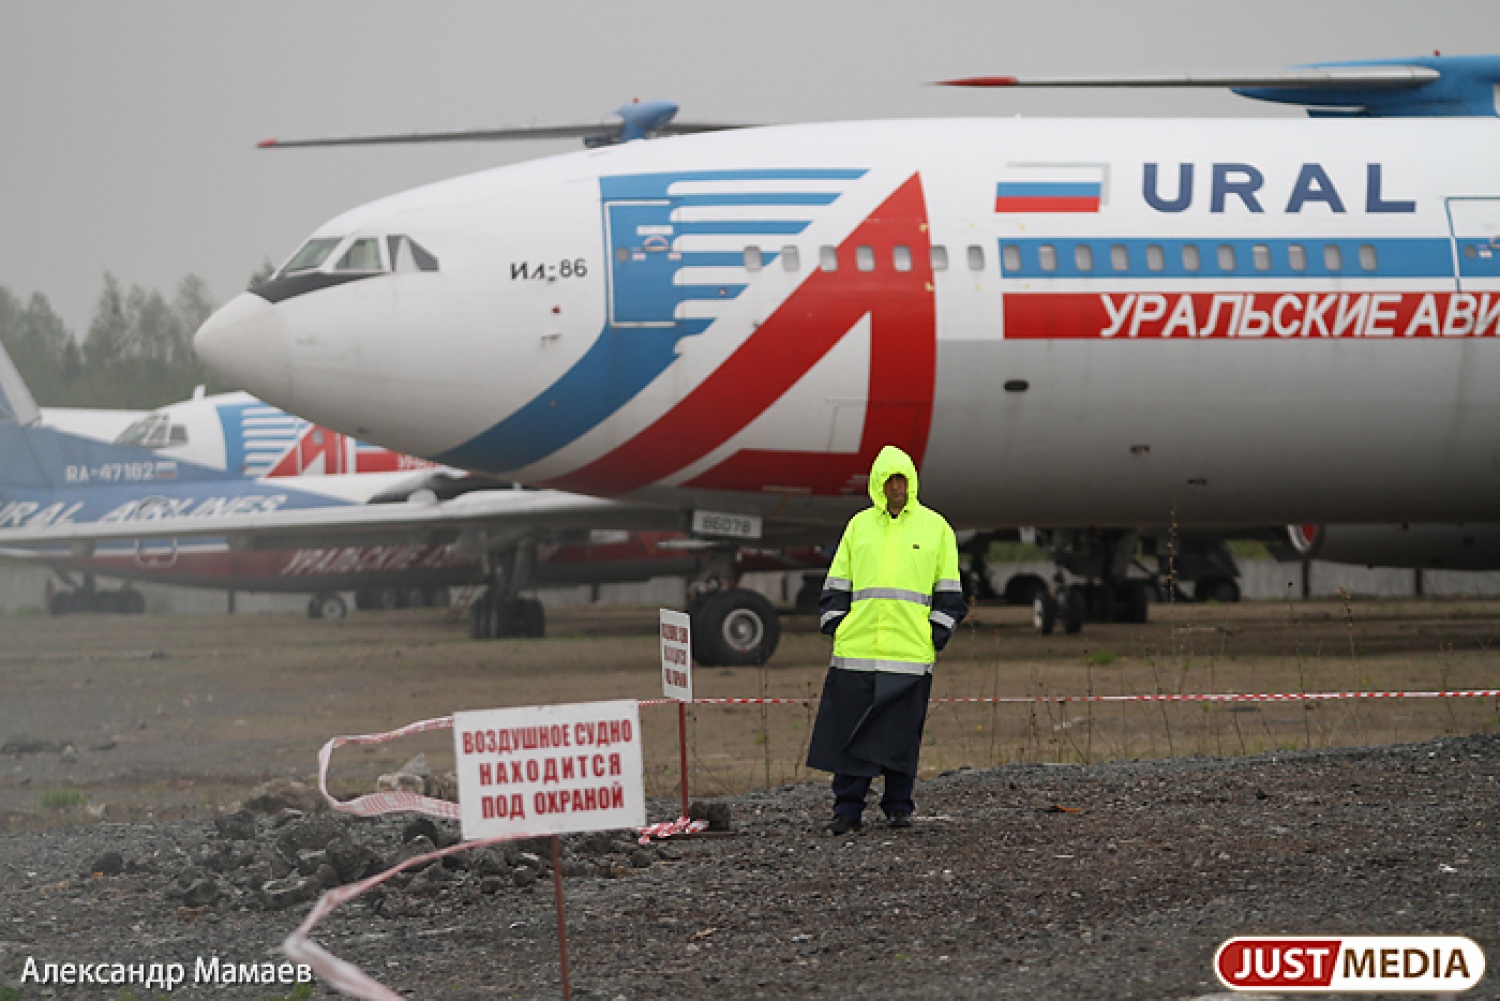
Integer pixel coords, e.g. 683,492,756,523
0,342,820,660
174,54,1496,638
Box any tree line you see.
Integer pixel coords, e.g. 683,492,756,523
0,273,244,410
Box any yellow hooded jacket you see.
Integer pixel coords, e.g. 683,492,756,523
820,445,966,673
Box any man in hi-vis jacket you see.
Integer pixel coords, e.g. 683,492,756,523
807,445,968,834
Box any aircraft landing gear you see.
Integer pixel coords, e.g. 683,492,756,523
46,577,145,615
468,592,546,639
307,592,348,620
689,588,781,667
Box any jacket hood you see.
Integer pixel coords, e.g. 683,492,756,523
867,445,920,510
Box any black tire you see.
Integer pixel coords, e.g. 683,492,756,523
1061,587,1085,635
468,595,491,639
423,585,451,609
123,590,146,615
373,587,401,611
354,589,377,611
1118,581,1151,624
1032,591,1056,635
693,588,781,667
1005,573,1048,608
400,586,426,608
314,592,347,621
48,591,72,616
1196,576,1241,604
794,573,822,615
519,598,546,638
307,595,324,620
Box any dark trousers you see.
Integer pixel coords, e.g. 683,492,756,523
832,769,915,820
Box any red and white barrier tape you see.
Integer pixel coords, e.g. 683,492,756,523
638,816,709,844
283,832,532,1001
644,689,1500,707
315,715,460,820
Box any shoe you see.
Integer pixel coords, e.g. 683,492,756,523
887,813,913,829
826,815,862,835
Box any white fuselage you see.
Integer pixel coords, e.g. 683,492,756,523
195,117,1500,530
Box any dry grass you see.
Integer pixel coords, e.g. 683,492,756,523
0,597,1495,824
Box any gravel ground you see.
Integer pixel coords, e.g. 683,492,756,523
1,732,1495,1000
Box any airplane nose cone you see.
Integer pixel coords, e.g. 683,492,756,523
194,292,291,404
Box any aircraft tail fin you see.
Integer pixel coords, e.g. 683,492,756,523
0,339,41,426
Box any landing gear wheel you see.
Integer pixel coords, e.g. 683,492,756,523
423,585,451,609
48,591,72,616
794,573,822,615
400,586,427,608
692,588,780,667
517,598,546,638
373,587,401,611
469,594,492,639
1061,587,1085,635
1032,591,1057,635
122,589,146,615
1196,576,1241,604
310,592,347,620
1006,573,1048,608
1118,580,1151,624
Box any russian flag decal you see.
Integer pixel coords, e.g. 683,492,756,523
995,180,1101,213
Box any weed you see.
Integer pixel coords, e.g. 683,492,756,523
1086,650,1116,667
38,786,85,811
2,987,20,1001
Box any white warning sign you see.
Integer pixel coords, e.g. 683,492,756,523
659,608,692,702
453,700,645,841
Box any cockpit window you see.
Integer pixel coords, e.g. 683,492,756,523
281,237,342,275
116,414,188,449
335,237,383,272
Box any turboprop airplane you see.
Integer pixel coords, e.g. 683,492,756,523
194,56,1500,636
0,344,817,660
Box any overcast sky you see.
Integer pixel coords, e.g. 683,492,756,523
2,0,1497,335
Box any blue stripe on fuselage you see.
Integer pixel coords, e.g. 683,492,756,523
437,168,867,474
997,236,1454,280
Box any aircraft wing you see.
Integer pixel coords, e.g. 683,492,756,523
937,66,1440,90
0,489,685,554
259,100,750,149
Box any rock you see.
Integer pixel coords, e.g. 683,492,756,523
401,816,440,844
88,851,124,877
690,800,733,831
295,850,327,877
167,867,220,908
627,849,656,869
245,778,321,814
512,868,538,888
275,814,345,856
480,876,507,894
260,875,314,911
376,753,431,796
59,745,78,764
312,863,341,890
425,772,459,801
326,837,381,882
392,835,438,873
213,809,257,841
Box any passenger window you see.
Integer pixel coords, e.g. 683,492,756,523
1324,244,1343,270
1358,244,1378,270
967,245,985,271
1146,244,1165,272
744,246,763,271
1038,245,1058,272
1182,244,1201,272
856,246,875,272
819,246,838,271
335,238,383,272
1001,244,1022,273
1252,244,1271,271
892,246,912,272
1288,244,1307,272
1074,245,1094,271
930,246,949,271
1217,244,1236,271
781,246,800,272
281,237,342,275
1110,245,1128,271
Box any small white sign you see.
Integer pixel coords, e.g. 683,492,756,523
453,700,645,842
692,508,762,540
659,608,692,701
